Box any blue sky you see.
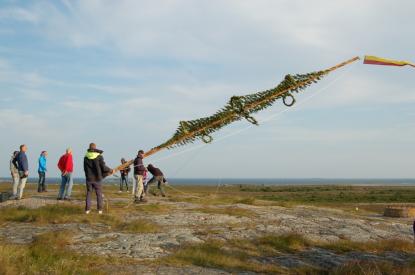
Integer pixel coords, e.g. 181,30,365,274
0,0,414,178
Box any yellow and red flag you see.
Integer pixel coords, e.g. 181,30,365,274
364,55,415,68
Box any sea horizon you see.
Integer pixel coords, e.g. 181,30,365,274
1,177,415,186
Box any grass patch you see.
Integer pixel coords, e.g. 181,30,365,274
0,230,121,275
115,219,161,233
256,233,310,253
134,203,172,213
165,240,282,274
320,239,415,254
165,233,415,274
0,205,162,234
332,260,415,275
0,205,84,224
194,206,256,218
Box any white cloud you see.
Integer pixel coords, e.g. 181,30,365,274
62,100,111,113
0,7,39,23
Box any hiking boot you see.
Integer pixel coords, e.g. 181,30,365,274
64,197,71,201
98,210,103,215
140,197,148,203
85,210,90,214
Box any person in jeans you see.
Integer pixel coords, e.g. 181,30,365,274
119,158,130,192
84,143,114,214
12,144,29,200
57,148,74,200
133,150,146,203
146,164,167,197
37,151,48,192
9,151,19,198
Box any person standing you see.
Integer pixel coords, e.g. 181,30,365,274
37,151,48,192
133,150,146,203
57,148,74,200
146,164,167,197
119,158,130,192
10,151,19,198
84,143,114,214
12,144,29,200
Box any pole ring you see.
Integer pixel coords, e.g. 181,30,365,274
202,134,213,144
245,115,258,125
283,93,296,107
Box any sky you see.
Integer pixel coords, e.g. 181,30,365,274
0,0,414,179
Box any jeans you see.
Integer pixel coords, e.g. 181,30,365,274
11,172,19,197
85,181,103,211
17,171,28,199
147,176,166,196
133,175,144,199
58,173,73,199
38,171,46,192
120,175,129,191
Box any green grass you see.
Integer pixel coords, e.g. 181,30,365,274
166,240,283,274
166,233,415,274
115,219,161,233
0,231,123,275
332,260,415,275
0,204,161,234
0,205,84,224
240,185,415,204
320,239,415,254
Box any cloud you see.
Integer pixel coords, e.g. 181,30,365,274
0,7,39,23
62,100,111,113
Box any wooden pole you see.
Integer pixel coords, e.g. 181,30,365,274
114,56,360,172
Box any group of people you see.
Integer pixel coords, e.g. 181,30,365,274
119,149,168,203
8,143,168,214
9,145,74,201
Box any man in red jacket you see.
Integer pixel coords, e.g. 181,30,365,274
57,148,74,200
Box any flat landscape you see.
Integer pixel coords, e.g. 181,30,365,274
1,182,415,274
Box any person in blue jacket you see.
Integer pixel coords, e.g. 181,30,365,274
12,144,29,200
37,151,48,192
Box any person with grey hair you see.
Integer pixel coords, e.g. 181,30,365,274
57,148,74,200
10,151,19,198
12,144,29,200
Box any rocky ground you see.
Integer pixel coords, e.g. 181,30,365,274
1,187,414,274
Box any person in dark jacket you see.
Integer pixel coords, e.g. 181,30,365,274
12,144,29,200
146,164,167,197
119,158,130,192
83,143,114,214
133,150,146,203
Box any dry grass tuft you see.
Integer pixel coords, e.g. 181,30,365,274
320,239,415,254
166,240,283,274
115,219,161,233
0,230,119,275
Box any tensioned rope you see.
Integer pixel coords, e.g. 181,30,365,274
114,56,360,173
139,61,358,198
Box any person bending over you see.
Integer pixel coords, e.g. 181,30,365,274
146,164,167,197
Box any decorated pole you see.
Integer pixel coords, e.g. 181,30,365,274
114,56,360,172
